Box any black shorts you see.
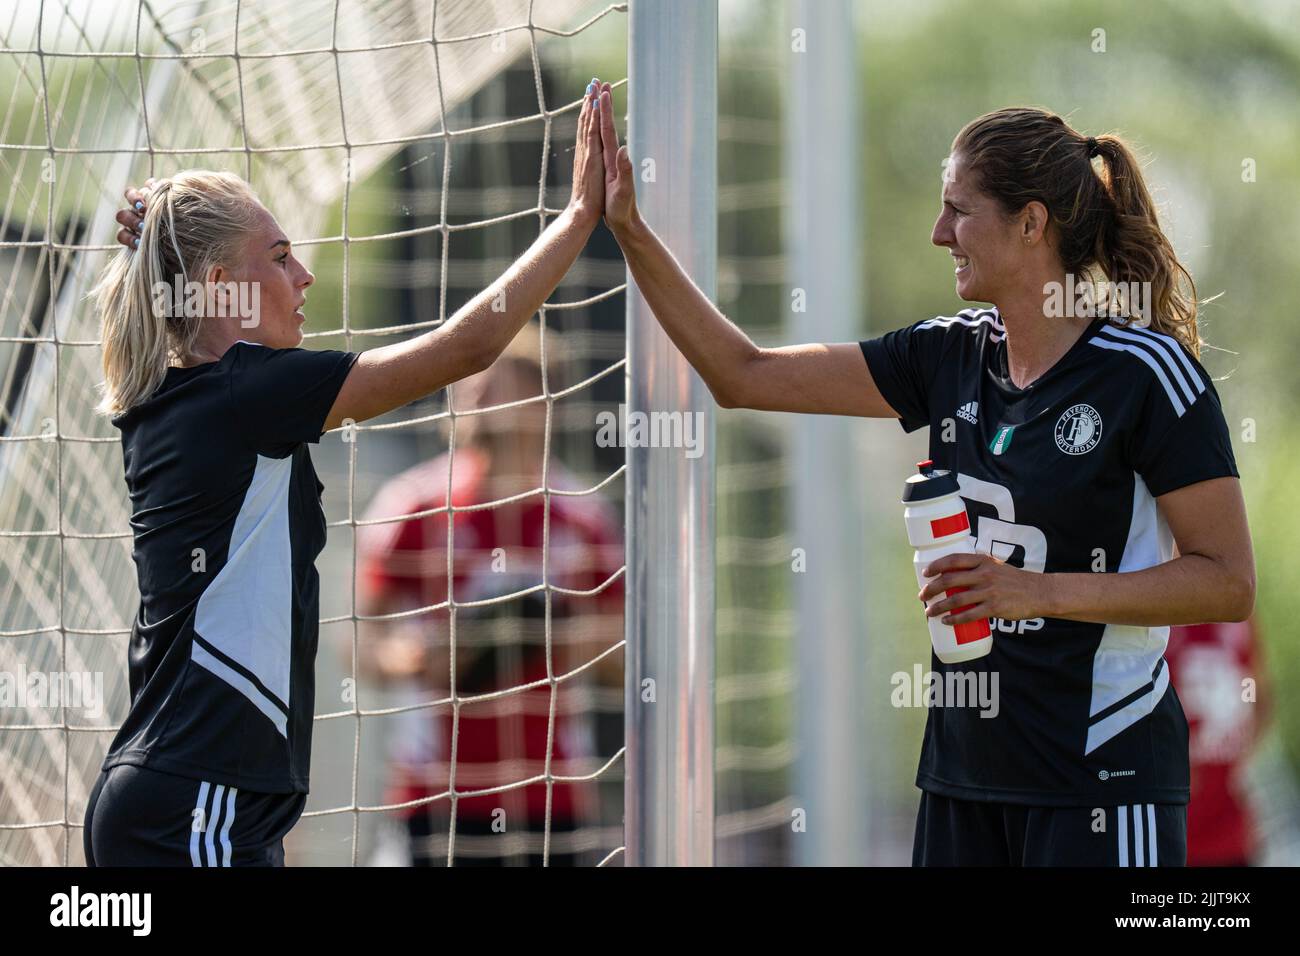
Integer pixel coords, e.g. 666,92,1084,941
912,791,1187,867
84,763,306,867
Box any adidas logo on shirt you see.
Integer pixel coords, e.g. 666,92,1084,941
956,401,979,425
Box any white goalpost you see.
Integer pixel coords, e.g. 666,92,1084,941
0,0,647,867
622,0,717,867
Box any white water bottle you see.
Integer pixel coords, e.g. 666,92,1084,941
902,460,992,664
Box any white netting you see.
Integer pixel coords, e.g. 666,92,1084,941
0,0,630,866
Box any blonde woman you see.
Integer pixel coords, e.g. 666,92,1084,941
593,85,1255,867
83,80,608,867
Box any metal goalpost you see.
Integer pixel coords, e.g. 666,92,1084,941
623,0,717,867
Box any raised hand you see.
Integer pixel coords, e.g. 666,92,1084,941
568,78,605,227
113,177,158,250
595,81,637,236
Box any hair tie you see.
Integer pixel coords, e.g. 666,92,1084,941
1085,136,1100,158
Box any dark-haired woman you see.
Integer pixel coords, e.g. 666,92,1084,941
593,86,1255,866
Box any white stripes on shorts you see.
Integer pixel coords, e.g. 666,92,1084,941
1117,803,1159,867
189,780,239,867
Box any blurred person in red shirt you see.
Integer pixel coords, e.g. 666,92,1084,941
1165,615,1267,866
352,325,623,866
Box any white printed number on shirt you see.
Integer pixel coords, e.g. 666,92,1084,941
957,472,1048,633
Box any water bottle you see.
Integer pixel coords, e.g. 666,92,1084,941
902,460,992,664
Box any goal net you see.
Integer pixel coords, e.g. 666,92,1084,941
0,0,630,866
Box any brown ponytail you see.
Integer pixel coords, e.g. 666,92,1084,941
952,108,1201,357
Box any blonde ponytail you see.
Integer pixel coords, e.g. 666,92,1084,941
92,170,261,416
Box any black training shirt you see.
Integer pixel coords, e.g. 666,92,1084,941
861,307,1238,806
105,342,359,793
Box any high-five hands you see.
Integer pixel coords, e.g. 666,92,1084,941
568,78,607,228
592,81,638,237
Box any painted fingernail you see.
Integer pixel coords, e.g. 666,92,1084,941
134,200,144,211
132,237,139,249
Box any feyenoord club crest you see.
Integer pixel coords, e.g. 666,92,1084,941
1055,404,1102,455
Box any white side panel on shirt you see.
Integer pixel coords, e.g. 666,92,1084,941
192,453,293,736
1086,474,1174,754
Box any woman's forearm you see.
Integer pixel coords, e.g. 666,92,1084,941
439,204,597,369
615,214,758,407
1044,554,1254,627
329,206,596,428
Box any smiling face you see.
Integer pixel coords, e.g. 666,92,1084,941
212,205,314,349
931,152,1029,305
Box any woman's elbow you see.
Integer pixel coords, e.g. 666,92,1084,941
711,382,743,409
463,337,498,378
1223,565,1256,622
712,349,763,410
